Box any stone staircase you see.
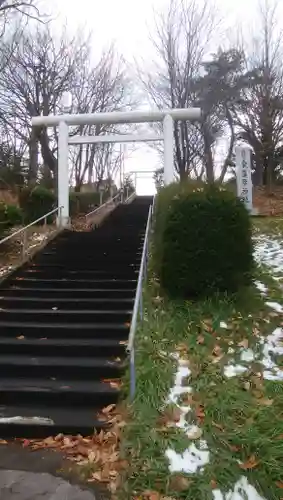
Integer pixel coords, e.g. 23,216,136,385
0,196,152,438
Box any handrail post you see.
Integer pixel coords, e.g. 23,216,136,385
22,230,27,261
130,348,136,400
57,121,69,228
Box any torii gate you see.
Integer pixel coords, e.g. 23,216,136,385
32,108,201,227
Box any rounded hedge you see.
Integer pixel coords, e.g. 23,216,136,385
153,181,205,275
160,186,254,298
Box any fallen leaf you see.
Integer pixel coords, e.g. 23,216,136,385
102,404,116,414
212,345,223,357
180,393,194,406
175,343,188,353
169,475,191,491
201,319,213,332
257,398,274,406
142,490,160,500
159,405,182,426
197,335,205,345
228,444,241,452
276,481,283,489
16,335,25,340
195,404,205,422
212,421,224,432
239,455,259,470
238,338,249,348
210,479,217,489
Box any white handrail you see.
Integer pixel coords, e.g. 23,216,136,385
0,206,63,246
85,190,136,219
85,191,122,219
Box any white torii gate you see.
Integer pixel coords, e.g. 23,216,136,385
32,108,201,227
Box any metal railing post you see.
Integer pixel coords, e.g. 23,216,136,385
130,348,136,400
0,206,63,253
22,230,27,261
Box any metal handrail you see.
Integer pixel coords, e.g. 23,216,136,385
85,189,136,219
124,191,136,204
0,206,63,262
85,191,122,219
127,201,153,399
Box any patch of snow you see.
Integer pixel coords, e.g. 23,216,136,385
165,354,209,472
224,364,248,378
165,442,209,474
0,416,54,425
262,327,283,381
240,348,255,363
167,366,192,405
224,349,255,378
224,328,283,381
220,321,228,329
212,476,266,500
254,235,283,275
265,301,283,313
254,281,268,295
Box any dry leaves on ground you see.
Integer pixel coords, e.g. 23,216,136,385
197,335,205,345
18,405,126,494
169,475,192,491
194,404,205,424
239,455,260,470
136,492,175,500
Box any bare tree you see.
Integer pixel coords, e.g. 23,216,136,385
140,0,218,181
68,46,133,190
0,25,88,184
232,0,283,188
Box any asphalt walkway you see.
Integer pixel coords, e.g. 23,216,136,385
0,444,106,500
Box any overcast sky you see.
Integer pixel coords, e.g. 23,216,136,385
49,0,283,194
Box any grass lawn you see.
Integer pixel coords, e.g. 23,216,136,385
122,221,283,500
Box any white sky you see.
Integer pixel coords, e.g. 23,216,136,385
48,0,283,194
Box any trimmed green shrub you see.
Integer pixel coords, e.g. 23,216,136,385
153,181,205,275
0,202,23,237
159,185,254,298
19,186,56,224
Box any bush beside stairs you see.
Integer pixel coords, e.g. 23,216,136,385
0,196,152,438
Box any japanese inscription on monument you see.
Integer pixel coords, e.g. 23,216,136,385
235,146,253,212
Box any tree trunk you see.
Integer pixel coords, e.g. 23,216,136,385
28,128,38,184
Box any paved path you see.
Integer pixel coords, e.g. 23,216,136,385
0,445,107,500
0,470,97,499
